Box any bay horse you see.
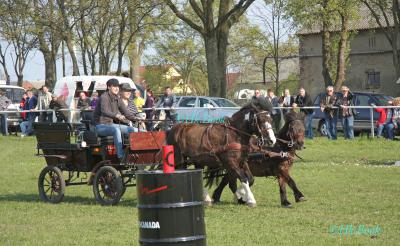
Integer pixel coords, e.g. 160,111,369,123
166,98,276,207
210,111,306,207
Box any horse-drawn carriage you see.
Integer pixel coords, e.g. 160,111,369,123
33,122,165,205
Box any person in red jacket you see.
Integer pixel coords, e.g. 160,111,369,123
375,101,395,139
19,92,28,121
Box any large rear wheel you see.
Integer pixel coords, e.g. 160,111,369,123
93,166,123,206
38,166,66,203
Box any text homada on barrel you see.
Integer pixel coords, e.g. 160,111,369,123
139,221,160,229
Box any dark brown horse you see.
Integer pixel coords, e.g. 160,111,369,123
210,111,306,207
166,100,276,207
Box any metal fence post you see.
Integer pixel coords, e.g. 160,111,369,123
370,107,375,138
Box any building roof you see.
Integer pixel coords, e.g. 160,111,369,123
297,7,394,35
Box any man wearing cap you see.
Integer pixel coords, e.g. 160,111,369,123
93,79,137,159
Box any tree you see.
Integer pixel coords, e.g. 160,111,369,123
0,0,37,86
164,0,256,97
252,0,298,92
362,0,400,80
150,18,207,95
31,0,62,88
287,0,360,90
0,43,11,84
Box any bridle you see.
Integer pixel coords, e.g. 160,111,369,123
252,110,273,146
276,119,303,148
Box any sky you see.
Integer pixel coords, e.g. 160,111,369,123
0,1,279,84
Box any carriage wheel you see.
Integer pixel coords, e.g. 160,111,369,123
38,166,66,204
93,166,123,206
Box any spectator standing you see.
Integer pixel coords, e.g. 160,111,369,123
38,85,52,122
253,89,263,99
144,89,155,131
134,90,145,113
155,86,177,124
337,86,356,139
320,86,338,140
20,90,39,137
279,89,295,114
77,91,91,110
267,89,282,132
90,91,99,109
19,92,28,121
293,87,314,139
49,95,68,123
0,89,11,136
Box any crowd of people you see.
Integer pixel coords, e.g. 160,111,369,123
254,86,400,141
1,81,400,142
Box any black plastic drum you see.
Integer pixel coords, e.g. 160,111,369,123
136,169,206,246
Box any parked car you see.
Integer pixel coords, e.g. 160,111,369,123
156,96,239,123
312,92,393,135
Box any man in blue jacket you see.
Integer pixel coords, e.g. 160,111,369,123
20,90,39,137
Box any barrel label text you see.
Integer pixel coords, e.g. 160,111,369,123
139,221,160,229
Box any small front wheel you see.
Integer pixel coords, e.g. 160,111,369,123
38,166,66,203
93,166,123,206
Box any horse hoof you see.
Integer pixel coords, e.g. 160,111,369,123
296,197,306,202
247,202,257,208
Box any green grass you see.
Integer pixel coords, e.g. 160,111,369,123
0,135,400,245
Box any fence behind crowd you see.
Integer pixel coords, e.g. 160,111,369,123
1,105,400,138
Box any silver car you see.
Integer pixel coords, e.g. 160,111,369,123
173,96,239,123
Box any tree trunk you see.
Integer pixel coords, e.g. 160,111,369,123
392,0,400,79
43,52,56,87
204,33,224,97
334,15,349,91
322,28,333,87
64,35,80,76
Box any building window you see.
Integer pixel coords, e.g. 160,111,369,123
366,70,380,89
369,36,376,48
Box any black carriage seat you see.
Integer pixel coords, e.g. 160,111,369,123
33,123,80,150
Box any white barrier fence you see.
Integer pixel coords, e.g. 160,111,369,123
1,105,400,138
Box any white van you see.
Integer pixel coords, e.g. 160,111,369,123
52,76,140,123
0,84,26,128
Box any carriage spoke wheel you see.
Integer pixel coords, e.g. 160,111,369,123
93,166,123,206
38,166,66,203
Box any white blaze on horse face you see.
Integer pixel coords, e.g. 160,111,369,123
242,181,256,205
264,122,276,145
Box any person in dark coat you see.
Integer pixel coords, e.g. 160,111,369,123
93,79,137,159
267,89,282,132
293,87,314,139
279,89,295,114
19,90,39,137
0,89,11,136
49,95,68,122
155,86,177,123
337,86,356,139
144,89,155,131
320,86,338,140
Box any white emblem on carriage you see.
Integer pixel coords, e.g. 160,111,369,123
139,221,160,229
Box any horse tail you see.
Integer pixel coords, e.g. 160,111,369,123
204,167,225,189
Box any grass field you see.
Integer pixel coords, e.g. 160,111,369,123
0,135,400,245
